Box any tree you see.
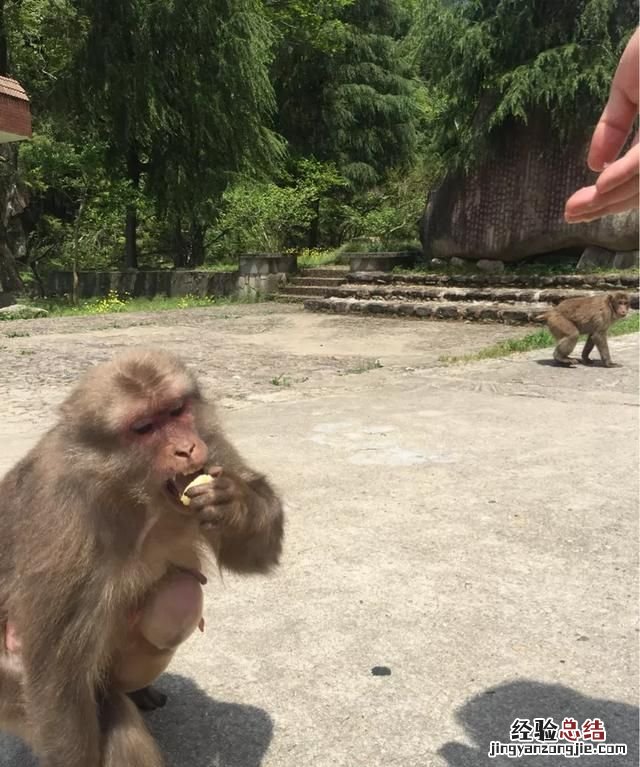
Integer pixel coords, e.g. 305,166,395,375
271,0,418,187
409,0,638,170
71,0,282,268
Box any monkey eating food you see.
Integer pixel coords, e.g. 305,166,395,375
0,349,284,767
537,291,631,367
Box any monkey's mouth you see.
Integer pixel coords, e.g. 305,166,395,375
165,472,204,504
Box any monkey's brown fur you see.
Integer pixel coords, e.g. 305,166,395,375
538,291,630,367
0,349,284,767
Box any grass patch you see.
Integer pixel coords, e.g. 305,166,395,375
20,292,261,318
393,262,639,278
339,359,384,375
295,248,340,267
440,312,640,365
270,374,292,387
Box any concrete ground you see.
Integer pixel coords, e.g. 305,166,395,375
0,303,638,767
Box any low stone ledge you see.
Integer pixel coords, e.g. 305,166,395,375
303,297,544,324
238,253,297,276
347,271,639,290
348,252,417,273
46,270,239,299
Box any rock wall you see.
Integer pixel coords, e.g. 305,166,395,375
421,117,639,262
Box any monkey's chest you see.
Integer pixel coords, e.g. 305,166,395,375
139,509,203,581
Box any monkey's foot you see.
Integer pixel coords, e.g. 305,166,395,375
580,357,594,365
553,357,578,367
128,686,168,711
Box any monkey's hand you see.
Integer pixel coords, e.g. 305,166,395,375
182,466,248,529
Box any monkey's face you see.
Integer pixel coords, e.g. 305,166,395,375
611,293,630,318
126,397,209,504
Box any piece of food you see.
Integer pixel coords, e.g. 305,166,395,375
180,474,213,506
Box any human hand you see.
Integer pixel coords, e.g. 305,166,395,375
565,28,639,223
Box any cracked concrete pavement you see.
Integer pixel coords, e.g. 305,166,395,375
0,304,638,766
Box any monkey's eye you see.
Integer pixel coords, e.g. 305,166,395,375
170,402,185,417
131,420,155,436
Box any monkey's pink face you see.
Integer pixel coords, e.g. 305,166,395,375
615,300,629,318
126,397,209,503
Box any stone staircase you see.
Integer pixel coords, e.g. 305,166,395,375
277,269,639,324
276,266,349,302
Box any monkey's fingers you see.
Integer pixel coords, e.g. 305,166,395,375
187,478,236,504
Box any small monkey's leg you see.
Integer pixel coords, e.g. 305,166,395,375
546,313,580,366
592,332,618,367
581,335,595,364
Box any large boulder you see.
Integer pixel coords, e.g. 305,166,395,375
421,116,639,263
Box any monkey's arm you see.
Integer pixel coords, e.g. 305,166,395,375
192,470,284,574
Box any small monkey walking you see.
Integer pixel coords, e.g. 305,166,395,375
538,291,631,367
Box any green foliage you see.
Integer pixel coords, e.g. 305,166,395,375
25,292,255,318
208,159,348,255
18,129,157,270
409,0,637,168
272,0,419,187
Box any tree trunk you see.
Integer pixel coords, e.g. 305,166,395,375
0,0,8,76
0,145,25,295
189,220,205,267
172,218,187,268
308,198,320,249
124,144,140,269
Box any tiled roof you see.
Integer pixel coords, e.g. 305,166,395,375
0,76,30,102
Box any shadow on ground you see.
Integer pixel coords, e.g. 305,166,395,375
0,674,273,767
148,674,273,767
440,679,638,766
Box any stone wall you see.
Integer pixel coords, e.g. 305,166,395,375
237,253,297,298
46,254,298,300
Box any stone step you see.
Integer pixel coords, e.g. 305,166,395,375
347,270,639,291
289,276,347,287
303,297,559,324
279,285,336,297
299,267,349,278
330,284,640,308
273,293,308,303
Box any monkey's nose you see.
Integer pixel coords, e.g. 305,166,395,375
175,443,196,459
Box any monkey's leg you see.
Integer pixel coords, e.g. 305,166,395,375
592,332,618,367
554,333,580,366
128,686,168,711
581,335,595,364
549,315,580,366
100,690,164,767
547,311,580,367
0,661,27,740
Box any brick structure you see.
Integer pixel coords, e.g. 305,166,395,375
0,76,31,143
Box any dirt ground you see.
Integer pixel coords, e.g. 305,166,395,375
0,302,527,432
0,303,638,767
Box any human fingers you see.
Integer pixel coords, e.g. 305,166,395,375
587,28,639,172
595,141,639,194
